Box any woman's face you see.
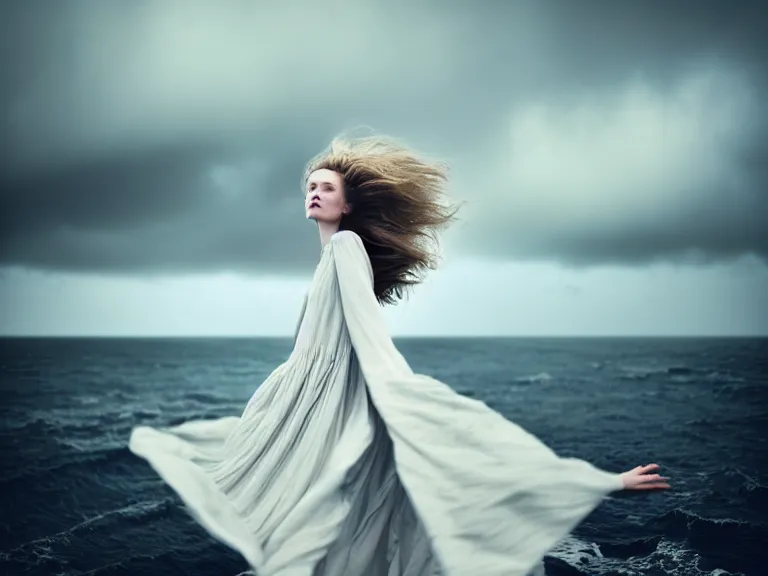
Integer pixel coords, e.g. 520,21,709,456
305,169,350,224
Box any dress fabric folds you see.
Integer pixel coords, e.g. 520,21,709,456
129,230,624,576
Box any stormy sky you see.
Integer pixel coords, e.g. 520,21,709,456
1,0,767,336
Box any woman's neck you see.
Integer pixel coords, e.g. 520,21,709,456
317,221,340,251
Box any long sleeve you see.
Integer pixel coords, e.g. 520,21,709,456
330,230,624,576
292,292,308,347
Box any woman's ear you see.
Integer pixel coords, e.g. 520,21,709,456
343,202,353,215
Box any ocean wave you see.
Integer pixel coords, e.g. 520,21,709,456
0,417,54,433
684,414,768,430
513,372,553,384
667,366,694,375
40,548,249,576
712,383,765,401
551,534,746,576
0,446,139,489
702,371,746,384
737,478,768,506
619,366,669,380
596,535,662,559
0,500,176,567
656,508,768,561
68,499,176,532
617,364,757,388
117,407,164,420
1,402,232,438
183,391,241,405
2,414,127,436
719,467,768,510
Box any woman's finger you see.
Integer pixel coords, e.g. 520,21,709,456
633,484,671,490
642,474,669,482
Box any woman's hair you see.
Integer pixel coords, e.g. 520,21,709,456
303,132,461,305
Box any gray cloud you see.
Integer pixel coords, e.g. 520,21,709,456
1,0,767,275
457,64,768,266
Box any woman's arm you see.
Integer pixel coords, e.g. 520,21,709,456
292,292,308,347
330,229,670,495
330,230,627,574
329,230,412,381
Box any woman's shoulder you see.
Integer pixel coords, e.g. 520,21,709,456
330,230,364,248
329,230,374,279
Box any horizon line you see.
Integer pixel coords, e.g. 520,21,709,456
1,333,766,339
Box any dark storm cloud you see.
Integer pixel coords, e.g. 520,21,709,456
1,137,331,272
1,0,767,275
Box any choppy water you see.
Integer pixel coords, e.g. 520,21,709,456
1,337,766,576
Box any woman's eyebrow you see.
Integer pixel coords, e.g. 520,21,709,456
308,180,334,189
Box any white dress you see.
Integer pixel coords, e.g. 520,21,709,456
129,230,624,576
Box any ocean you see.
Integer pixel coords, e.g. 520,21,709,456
1,336,766,576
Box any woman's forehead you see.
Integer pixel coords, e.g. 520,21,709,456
307,168,342,185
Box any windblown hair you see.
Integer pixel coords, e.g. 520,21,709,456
303,133,461,305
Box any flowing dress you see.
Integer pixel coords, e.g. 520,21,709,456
129,230,624,576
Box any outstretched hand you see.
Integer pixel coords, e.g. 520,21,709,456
620,463,671,491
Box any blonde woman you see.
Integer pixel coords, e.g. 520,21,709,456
130,134,670,576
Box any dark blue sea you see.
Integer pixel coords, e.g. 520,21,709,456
1,337,766,576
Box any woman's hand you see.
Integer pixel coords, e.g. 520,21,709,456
620,463,671,490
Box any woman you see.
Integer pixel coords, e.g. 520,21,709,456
129,134,670,576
